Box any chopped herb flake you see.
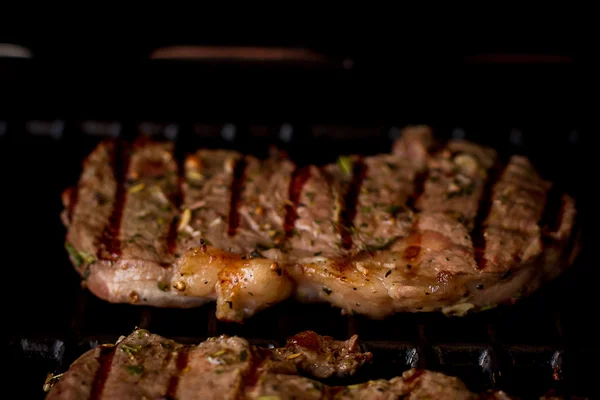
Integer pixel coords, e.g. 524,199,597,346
128,183,145,193
385,205,401,215
65,242,96,267
314,251,322,256
337,156,353,175
248,292,254,296
305,191,316,202
158,282,169,291
43,372,64,392
385,270,392,278
125,365,144,375
365,236,398,253
240,350,248,361
122,344,142,355
322,286,333,295
362,206,372,213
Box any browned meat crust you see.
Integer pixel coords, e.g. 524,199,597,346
46,329,528,399
45,329,372,399
62,126,579,321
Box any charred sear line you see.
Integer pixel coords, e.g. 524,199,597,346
340,158,367,249
167,157,184,254
99,141,131,260
166,346,190,399
407,169,428,211
284,166,311,238
67,185,79,224
472,162,505,270
540,185,563,238
227,157,247,236
89,346,116,400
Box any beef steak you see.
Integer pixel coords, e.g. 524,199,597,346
62,126,578,321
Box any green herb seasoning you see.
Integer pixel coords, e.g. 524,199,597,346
157,282,169,292
125,365,144,375
322,286,333,295
65,242,83,266
240,350,248,361
385,205,401,215
337,156,353,175
365,236,398,252
313,251,322,256
65,242,95,266
122,344,142,355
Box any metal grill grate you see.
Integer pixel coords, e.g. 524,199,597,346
4,120,597,399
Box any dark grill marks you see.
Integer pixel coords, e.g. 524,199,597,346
284,166,311,237
89,345,116,400
67,186,79,224
407,169,428,211
166,346,190,399
340,158,366,249
227,157,247,236
472,163,505,270
402,216,422,271
99,141,131,260
167,158,184,255
242,349,266,390
540,185,564,238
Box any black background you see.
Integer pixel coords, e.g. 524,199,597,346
2,23,599,398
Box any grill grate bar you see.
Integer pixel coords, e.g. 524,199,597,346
8,121,594,399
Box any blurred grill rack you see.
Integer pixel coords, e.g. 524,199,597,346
2,118,597,399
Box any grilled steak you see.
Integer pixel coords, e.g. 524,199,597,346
62,126,579,321
46,329,523,399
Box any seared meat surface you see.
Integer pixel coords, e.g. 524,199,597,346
62,126,578,321
45,329,372,399
46,329,536,399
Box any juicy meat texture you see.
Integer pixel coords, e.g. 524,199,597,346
46,329,576,400
62,126,579,321
45,329,372,400
48,329,561,399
